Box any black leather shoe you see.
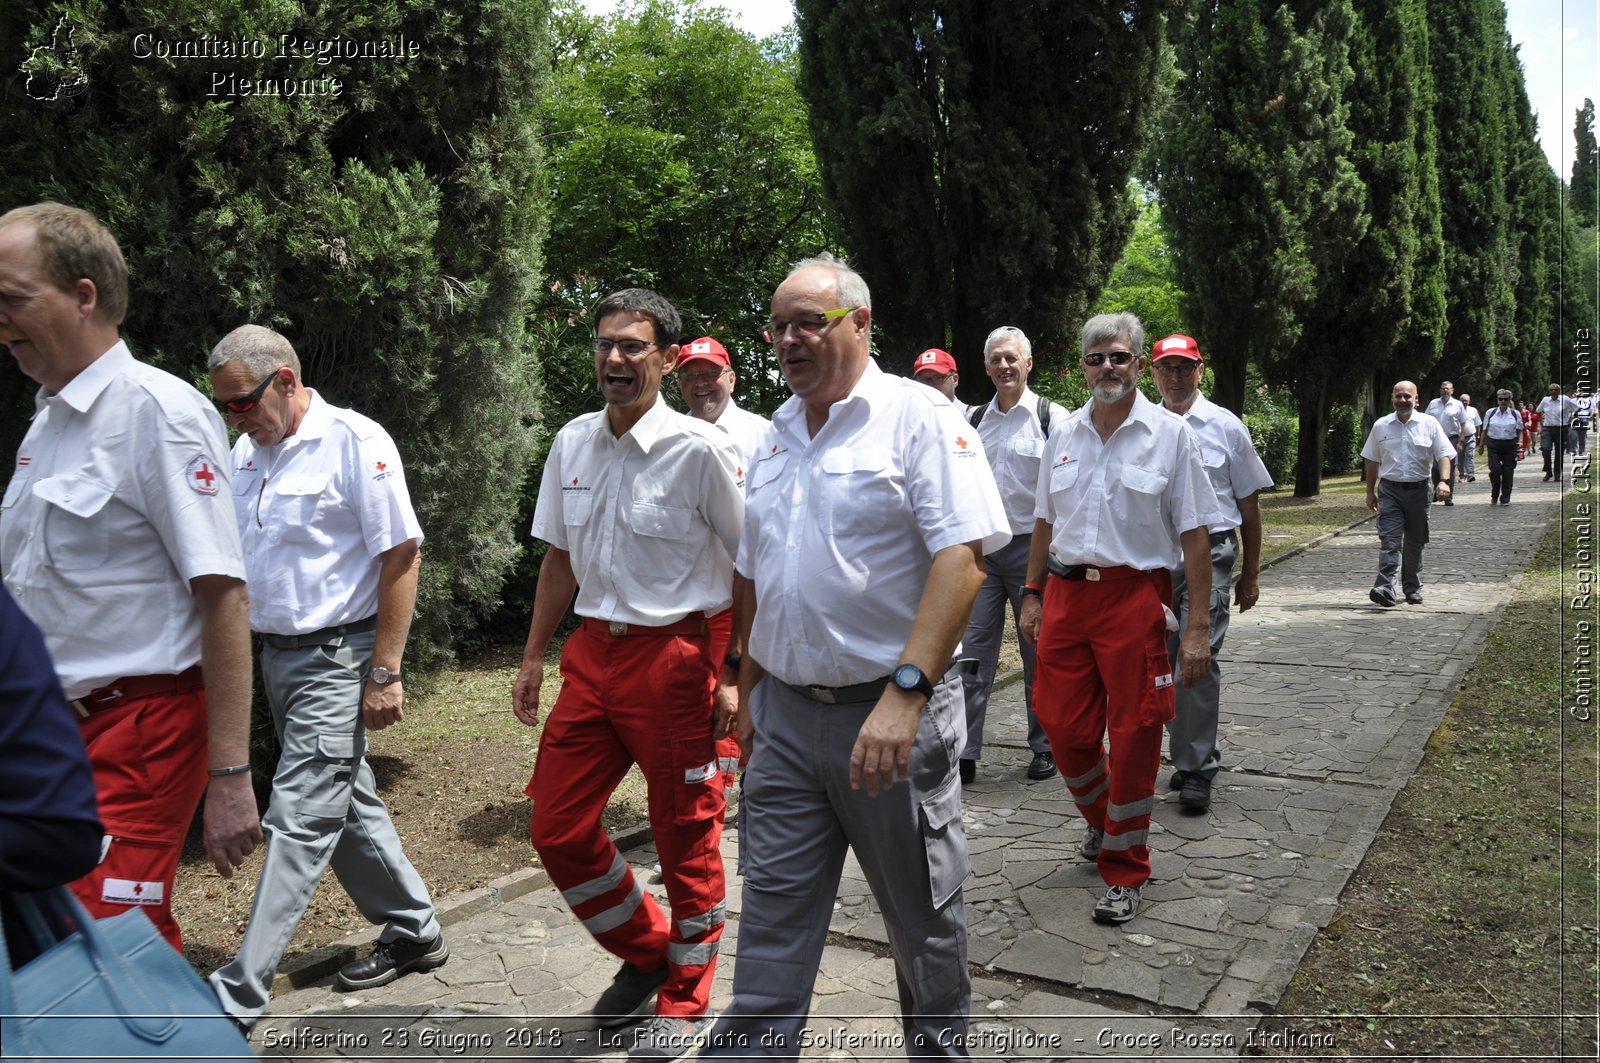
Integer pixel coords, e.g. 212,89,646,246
1167,769,1187,791
337,934,449,990
1405,591,1423,604
1025,752,1058,780
593,961,669,1027
959,759,976,785
1369,588,1397,608
1179,773,1212,812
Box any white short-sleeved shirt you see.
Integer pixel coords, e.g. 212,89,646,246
1482,405,1524,440
737,361,1009,688
969,386,1071,535
0,342,245,698
1033,391,1222,572
1459,404,1481,436
1537,394,1578,427
1424,397,1465,436
532,396,744,626
1166,394,1274,533
710,401,772,469
228,391,423,636
1360,411,1454,482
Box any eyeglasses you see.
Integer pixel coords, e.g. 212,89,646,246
679,367,728,385
1152,361,1199,375
764,307,856,343
216,370,279,414
594,338,658,357
1081,350,1135,367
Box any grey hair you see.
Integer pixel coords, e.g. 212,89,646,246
787,252,872,311
1496,389,1513,400
208,324,301,378
984,325,1032,362
1081,312,1145,359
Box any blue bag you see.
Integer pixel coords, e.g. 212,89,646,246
0,888,253,1060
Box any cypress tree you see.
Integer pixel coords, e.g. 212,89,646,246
794,0,1168,392
1572,99,1598,230
2,0,550,666
1501,39,1560,396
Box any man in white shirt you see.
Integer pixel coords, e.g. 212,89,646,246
912,346,960,401
1537,383,1578,482
0,202,260,951
1150,335,1273,813
703,254,1008,1060
515,289,744,1059
1457,392,1481,483
205,325,445,1027
677,335,771,466
1481,389,1524,505
1361,381,1454,607
1423,381,1465,504
1019,312,1221,926
958,325,1067,784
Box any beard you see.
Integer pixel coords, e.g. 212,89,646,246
1092,377,1136,404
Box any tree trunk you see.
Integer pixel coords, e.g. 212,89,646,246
1294,385,1330,497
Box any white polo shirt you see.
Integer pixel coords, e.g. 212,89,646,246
1482,405,1523,440
228,391,422,636
710,401,773,469
1033,391,1221,572
969,386,1070,536
532,396,744,626
0,341,245,698
1360,411,1454,482
1424,396,1465,436
1165,393,1273,533
737,361,1009,688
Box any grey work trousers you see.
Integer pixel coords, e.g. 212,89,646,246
209,629,439,1023
960,532,1050,759
1374,479,1430,598
704,676,971,1060
1165,530,1237,781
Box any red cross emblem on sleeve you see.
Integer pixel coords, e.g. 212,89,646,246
186,455,220,495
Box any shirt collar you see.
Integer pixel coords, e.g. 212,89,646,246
772,357,888,439
1067,388,1160,433
1165,390,1216,423
597,394,674,454
46,340,133,414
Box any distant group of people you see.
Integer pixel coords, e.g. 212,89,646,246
2,199,1586,1062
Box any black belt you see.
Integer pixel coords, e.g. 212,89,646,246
71,665,204,718
1047,557,1150,582
1209,529,1239,545
260,615,378,650
781,659,978,705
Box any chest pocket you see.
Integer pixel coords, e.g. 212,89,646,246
1047,458,1081,507
628,500,691,540
1012,436,1044,460
820,445,899,536
35,473,115,570
562,492,595,527
272,473,329,543
1113,464,1169,524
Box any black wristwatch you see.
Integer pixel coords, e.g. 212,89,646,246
891,663,935,702
723,651,743,671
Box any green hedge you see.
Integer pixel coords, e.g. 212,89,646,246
1244,413,1299,485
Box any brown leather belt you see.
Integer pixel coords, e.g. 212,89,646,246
71,665,204,718
583,613,709,638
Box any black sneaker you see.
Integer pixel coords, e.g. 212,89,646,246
593,962,669,1027
1092,885,1140,925
1026,751,1058,780
1369,588,1397,608
1167,769,1187,791
627,1011,717,1060
959,758,976,785
1179,773,1212,812
337,934,449,990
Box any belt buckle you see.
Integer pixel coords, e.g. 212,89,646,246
1085,567,1101,582
608,621,628,637
805,685,837,705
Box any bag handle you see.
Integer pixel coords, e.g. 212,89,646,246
0,888,183,1046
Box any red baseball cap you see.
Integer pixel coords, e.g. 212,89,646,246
678,336,730,369
913,348,957,375
1152,334,1203,363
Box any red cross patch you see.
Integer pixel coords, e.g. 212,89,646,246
186,455,220,495
955,436,969,449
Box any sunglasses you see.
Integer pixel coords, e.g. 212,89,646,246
216,370,279,414
1082,350,1135,367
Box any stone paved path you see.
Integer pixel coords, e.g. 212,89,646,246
249,465,1575,1061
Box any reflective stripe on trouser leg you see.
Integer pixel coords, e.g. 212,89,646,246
1033,573,1170,887
528,623,670,975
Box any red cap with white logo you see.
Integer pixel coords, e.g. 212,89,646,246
679,337,731,369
